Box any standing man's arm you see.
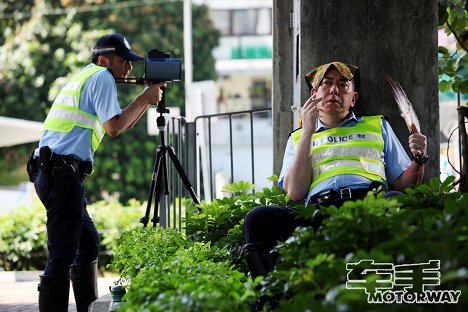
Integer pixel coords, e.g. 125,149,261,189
103,83,165,137
283,96,322,201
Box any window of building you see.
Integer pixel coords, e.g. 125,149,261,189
211,8,272,36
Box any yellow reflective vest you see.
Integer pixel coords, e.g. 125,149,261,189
43,65,107,151
290,115,387,189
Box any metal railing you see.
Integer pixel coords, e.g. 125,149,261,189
193,108,272,202
156,107,272,230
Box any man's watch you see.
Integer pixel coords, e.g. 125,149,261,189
413,154,429,165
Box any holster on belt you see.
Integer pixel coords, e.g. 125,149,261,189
27,146,52,182
26,151,38,182
38,146,52,173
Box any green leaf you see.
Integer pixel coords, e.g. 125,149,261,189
440,175,456,191
456,3,465,17
439,5,449,26
222,181,256,194
267,175,279,182
439,79,453,92
438,46,450,55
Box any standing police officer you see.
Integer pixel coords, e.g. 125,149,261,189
28,33,164,311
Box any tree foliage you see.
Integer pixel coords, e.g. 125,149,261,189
0,0,98,184
0,0,220,203
438,0,468,97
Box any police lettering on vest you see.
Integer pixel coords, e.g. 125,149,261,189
291,116,387,190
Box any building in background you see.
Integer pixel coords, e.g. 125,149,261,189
189,0,274,196
197,0,272,113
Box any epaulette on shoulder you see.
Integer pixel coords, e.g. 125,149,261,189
356,114,388,122
288,127,302,138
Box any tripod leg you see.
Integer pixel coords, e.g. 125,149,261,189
167,146,200,205
161,149,169,196
151,170,164,227
153,150,168,227
141,146,163,227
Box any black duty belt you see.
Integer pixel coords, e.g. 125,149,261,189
310,187,373,205
51,153,93,176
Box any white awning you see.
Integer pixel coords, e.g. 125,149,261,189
0,116,43,147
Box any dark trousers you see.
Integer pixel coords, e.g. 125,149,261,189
244,191,401,251
242,205,319,279
244,206,318,247
34,162,100,276
243,190,368,250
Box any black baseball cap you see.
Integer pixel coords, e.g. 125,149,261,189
92,33,143,62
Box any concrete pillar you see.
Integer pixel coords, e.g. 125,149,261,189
272,0,294,177
273,0,439,181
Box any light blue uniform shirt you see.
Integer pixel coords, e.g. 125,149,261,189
36,64,122,163
278,112,411,205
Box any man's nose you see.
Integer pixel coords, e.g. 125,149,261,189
126,61,133,71
329,82,339,94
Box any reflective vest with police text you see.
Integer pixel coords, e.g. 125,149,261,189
290,115,387,190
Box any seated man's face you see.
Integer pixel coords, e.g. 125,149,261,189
316,68,358,118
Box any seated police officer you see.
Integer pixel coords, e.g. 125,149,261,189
28,33,165,312
242,61,428,278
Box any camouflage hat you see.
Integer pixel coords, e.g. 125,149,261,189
305,61,359,92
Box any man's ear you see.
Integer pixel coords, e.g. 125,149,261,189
97,55,110,67
351,92,358,107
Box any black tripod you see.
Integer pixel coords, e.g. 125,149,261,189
140,96,200,228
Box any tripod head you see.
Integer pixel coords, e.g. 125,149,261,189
157,102,170,114
156,101,169,129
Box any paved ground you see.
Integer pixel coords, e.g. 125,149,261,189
0,272,118,312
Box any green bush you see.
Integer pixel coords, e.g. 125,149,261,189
259,177,468,311
184,178,297,271
112,227,256,311
88,199,146,268
0,203,47,270
111,177,468,311
109,226,189,283
0,199,145,271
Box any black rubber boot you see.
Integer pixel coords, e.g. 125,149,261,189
38,274,70,312
70,259,99,312
242,242,274,278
